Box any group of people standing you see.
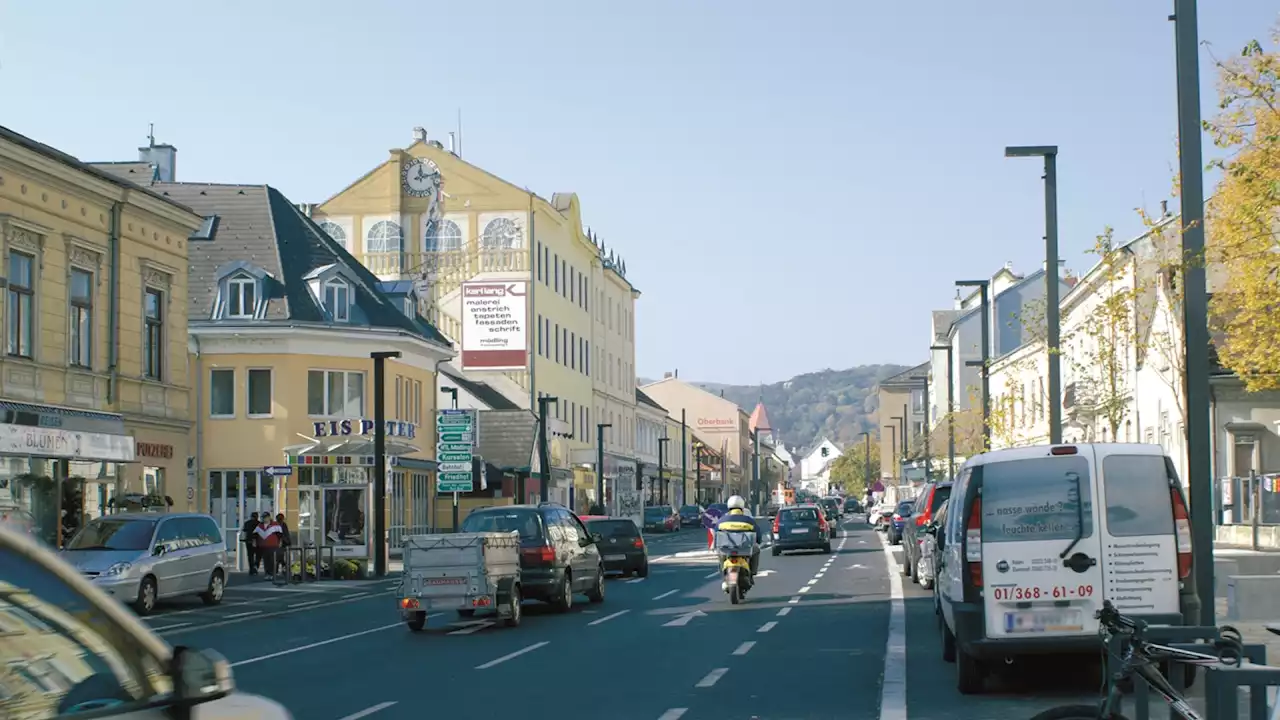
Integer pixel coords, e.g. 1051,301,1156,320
240,512,291,578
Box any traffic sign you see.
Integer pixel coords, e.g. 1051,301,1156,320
438,451,473,463
437,461,471,473
436,409,477,493
438,415,474,427
262,466,293,477
439,432,473,444
438,471,473,493
439,442,472,453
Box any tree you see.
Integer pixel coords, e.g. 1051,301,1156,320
1205,24,1280,390
828,441,879,497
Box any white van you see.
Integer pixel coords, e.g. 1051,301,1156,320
934,443,1200,694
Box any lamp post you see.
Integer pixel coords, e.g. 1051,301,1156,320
657,436,670,505
440,385,460,530
693,440,705,505
537,396,558,503
930,344,956,479
890,414,905,479
751,429,760,513
370,350,401,578
596,422,611,513
1005,145,1062,444
680,409,688,508
965,361,990,451
956,279,992,447
858,431,871,492
885,423,898,479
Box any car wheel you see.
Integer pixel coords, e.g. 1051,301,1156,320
503,586,522,628
135,576,158,616
771,546,781,557
910,555,921,584
586,566,605,603
457,609,476,618
956,644,986,694
635,563,649,578
900,553,912,577
822,542,832,553
942,617,957,662
552,572,573,612
200,569,225,605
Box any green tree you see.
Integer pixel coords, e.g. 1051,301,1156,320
829,441,880,497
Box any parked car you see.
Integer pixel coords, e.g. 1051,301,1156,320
0,523,291,718
584,516,648,577
917,498,949,591
642,505,679,533
843,497,863,515
61,512,228,616
935,443,1200,695
460,502,605,610
770,504,832,555
678,504,704,527
820,497,843,521
886,501,914,545
901,482,953,584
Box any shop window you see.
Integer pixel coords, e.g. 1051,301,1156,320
68,267,93,368
143,288,164,380
247,368,272,417
143,467,164,496
307,370,364,417
7,251,34,358
210,368,235,417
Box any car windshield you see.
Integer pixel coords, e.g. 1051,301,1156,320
65,518,156,551
897,501,914,515
644,507,668,519
679,505,700,514
460,510,542,540
714,529,756,552
587,519,639,538
782,508,818,522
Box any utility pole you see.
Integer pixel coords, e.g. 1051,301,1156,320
680,409,688,507
657,437,669,505
885,424,897,480
537,396,557,503
751,430,760,513
596,422,611,512
370,351,401,578
921,376,931,481
1172,0,1213,625
693,441,704,505
932,345,956,479
858,431,871,493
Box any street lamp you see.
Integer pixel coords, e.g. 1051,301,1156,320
1005,144,1062,444
537,396,558,503
858,431,872,492
920,375,931,481
751,429,760,513
657,437,670,505
680,409,688,508
885,422,899,479
693,440,705,505
891,414,905,478
930,344,956,479
956,279,991,447
370,350,401,578
595,422,612,513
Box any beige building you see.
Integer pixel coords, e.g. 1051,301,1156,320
876,363,927,480
640,373,751,503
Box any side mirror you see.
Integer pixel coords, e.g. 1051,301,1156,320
168,646,234,718
153,545,166,556
591,532,603,543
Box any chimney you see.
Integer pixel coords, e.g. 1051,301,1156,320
295,203,314,218
674,369,679,378
412,127,427,143
448,132,457,154
1161,200,1169,217
138,142,176,183
663,372,673,379
954,289,963,310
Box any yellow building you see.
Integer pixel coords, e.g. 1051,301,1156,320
140,179,452,572
307,128,640,510
641,372,756,503
0,126,201,546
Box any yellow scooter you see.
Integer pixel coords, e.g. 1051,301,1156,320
721,553,753,605
714,517,758,605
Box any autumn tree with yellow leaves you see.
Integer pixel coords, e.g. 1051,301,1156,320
1205,25,1280,388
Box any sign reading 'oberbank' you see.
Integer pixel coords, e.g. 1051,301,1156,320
460,281,528,371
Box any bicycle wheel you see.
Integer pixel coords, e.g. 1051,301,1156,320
1027,706,1130,720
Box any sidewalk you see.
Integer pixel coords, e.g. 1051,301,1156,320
227,558,402,590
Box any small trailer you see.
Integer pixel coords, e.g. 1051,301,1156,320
397,531,522,632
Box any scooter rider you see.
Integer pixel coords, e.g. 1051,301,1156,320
714,495,762,577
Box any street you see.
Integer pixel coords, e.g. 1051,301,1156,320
128,519,1120,720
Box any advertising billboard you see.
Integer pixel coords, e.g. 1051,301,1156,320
460,281,528,371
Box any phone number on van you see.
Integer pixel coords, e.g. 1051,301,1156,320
992,585,1094,601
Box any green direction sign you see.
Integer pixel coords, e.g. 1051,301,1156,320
438,415,473,427
439,432,473,444
438,471,473,493
438,442,472,453
438,451,473,463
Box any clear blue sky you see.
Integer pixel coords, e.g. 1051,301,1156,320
1,1,1274,385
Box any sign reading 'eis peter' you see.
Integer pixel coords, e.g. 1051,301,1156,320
312,418,417,439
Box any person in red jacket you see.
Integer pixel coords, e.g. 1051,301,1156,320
255,515,284,578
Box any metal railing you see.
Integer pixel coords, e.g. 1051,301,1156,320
354,248,528,290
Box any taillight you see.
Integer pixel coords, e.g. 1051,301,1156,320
892,514,902,522
965,497,982,587
1171,487,1192,580
633,537,645,549
772,515,780,533
818,515,828,531
521,546,556,565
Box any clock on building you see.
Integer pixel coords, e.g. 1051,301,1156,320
401,158,441,198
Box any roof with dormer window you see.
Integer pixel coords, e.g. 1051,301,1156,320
151,182,450,347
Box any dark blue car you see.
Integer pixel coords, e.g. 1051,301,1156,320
887,500,914,545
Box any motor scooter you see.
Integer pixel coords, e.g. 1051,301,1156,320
721,551,753,605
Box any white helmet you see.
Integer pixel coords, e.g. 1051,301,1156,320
727,495,747,510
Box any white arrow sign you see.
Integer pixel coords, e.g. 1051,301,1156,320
755,570,776,578
663,610,707,627
847,564,866,570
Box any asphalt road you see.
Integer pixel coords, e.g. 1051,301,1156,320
135,520,1109,720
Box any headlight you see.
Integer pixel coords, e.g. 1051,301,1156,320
102,562,132,577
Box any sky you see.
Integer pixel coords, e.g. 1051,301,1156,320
1,1,1275,386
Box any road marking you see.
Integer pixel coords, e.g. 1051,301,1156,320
879,532,907,720
798,586,811,594
147,600,253,618
588,610,630,626
732,641,756,656
776,607,791,617
695,668,728,688
288,600,322,609
757,621,777,633
663,610,706,627
848,563,866,569
337,701,397,720
148,622,192,632
815,572,825,578
223,611,262,620
231,621,407,667
342,592,370,600
703,571,720,579
157,589,386,637
788,596,801,604
652,589,678,601
805,579,818,586
475,641,549,670
448,621,494,635
658,709,688,720
626,577,646,584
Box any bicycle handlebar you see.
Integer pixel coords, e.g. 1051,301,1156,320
1095,600,1145,635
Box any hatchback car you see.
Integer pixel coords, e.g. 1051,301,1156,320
678,504,703,527
61,512,228,616
820,497,843,522
901,482,952,584
584,517,648,577
643,505,678,533
887,500,914,545
460,502,605,610
770,505,832,555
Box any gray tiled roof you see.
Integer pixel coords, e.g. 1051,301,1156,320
881,362,929,386
91,161,158,185
477,411,537,470
441,369,519,411
932,310,960,342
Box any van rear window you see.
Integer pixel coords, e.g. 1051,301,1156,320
980,456,1093,543
1102,455,1175,537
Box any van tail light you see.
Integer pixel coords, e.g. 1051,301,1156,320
965,497,983,587
1171,488,1192,580
772,515,780,533
633,537,645,549
521,545,556,565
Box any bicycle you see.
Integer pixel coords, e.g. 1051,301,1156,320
1030,600,1258,720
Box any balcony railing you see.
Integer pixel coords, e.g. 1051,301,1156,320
355,248,528,293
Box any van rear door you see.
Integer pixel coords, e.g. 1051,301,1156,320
978,447,1104,639
1093,444,1184,619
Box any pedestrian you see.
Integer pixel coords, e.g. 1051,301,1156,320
275,513,293,580
255,513,283,578
241,512,260,575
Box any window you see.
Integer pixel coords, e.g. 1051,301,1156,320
554,323,560,363
570,332,576,370
569,268,575,303
586,341,591,376
143,288,163,380
536,241,543,281
537,313,543,356
308,370,365,416
226,275,257,319
6,252,34,358
68,267,93,367
366,220,403,252
554,253,560,293
910,388,924,414
979,455,1093,543
247,368,272,417
323,278,350,321
318,220,347,248
209,368,235,416
481,218,519,249
426,220,462,252
1102,455,1176,537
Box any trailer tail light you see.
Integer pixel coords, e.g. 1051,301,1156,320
1171,487,1193,580
400,598,421,610
965,497,982,588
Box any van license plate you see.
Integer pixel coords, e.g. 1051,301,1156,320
1004,609,1083,634
604,554,626,561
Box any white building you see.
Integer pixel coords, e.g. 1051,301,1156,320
797,438,842,481
635,389,669,504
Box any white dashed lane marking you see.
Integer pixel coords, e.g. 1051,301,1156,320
757,621,777,633
652,589,678,601
695,668,729,688
776,607,791,617
732,641,756,655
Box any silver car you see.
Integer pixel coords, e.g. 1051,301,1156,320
61,512,228,615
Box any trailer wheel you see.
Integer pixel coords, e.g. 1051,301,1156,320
406,612,427,632
503,585,522,628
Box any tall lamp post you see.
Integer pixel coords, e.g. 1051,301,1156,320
595,422,611,513
693,441,705,505
885,423,898,480
920,376,931,481
537,396,558,503
930,344,956,479
891,414,905,479
858,431,871,493
680,409,688,508
1005,145,1062,444
370,350,401,578
751,429,760,513
657,436,670,505
956,279,992,448
441,386,461,530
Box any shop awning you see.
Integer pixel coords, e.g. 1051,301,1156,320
0,400,126,435
282,438,421,465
